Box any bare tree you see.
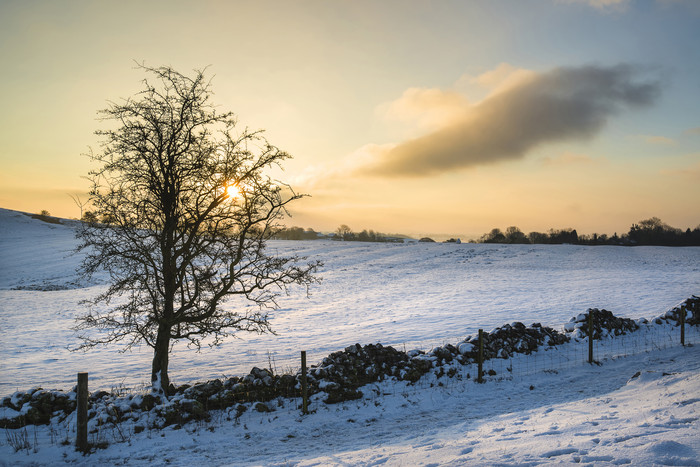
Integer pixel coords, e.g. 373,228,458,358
69,194,88,220
75,64,321,395
335,224,352,240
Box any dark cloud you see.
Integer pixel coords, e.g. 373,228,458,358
363,64,661,177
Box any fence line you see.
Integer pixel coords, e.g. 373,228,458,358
178,316,697,410
293,320,696,417
3,306,697,441
284,316,694,413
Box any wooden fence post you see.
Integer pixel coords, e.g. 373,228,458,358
477,329,484,383
301,351,308,414
76,372,88,453
680,305,685,347
588,311,594,364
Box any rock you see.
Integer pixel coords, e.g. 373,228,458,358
208,390,238,410
250,367,273,380
140,393,158,411
430,346,454,364
254,402,271,413
90,390,110,402
223,377,241,389
185,379,223,401
458,342,475,355
403,358,432,383
568,308,639,339
233,403,248,418
658,296,700,326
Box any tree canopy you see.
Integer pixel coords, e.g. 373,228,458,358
75,65,321,394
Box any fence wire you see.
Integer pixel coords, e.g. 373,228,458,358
4,314,696,432
234,319,697,420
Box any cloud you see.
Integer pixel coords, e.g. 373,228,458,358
290,143,396,189
661,158,700,181
560,0,700,14
637,134,676,145
682,127,700,136
361,64,661,177
458,63,538,95
376,87,470,134
540,152,604,167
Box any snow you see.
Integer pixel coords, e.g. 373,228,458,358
1,207,699,395
1,207,699,465
2,343,699,465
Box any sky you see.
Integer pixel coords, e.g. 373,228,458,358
1,0,699,239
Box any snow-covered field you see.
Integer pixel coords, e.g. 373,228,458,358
1,207,699,465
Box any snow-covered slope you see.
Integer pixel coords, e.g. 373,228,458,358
0,209,83,290
1,207,699,465
1,207,699,393
2,339,699,465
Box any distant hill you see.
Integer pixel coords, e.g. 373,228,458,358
0,207,85,290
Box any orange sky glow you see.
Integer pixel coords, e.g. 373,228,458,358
1,0,699,239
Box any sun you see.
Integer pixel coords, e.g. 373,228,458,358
224,182,242,200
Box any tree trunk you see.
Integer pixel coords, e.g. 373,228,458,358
152,322,172,396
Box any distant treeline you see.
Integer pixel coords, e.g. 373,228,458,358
274,217,700,247
273,226,322,240
474,217,700,246
274,224,405,243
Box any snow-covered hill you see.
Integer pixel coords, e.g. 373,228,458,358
1,207,699,465
1,207,698,394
